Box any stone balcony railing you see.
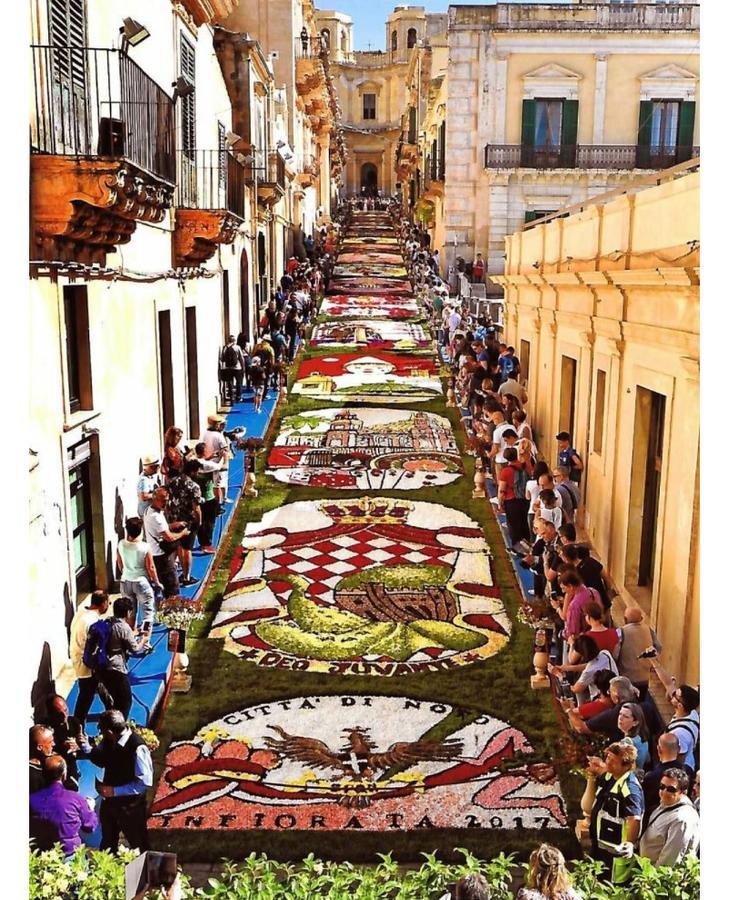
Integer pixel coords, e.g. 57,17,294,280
484,143,700,171
450,2,699,32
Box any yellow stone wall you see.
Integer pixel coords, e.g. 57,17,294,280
497,169,699,683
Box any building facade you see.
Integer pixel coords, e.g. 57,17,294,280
28,0,341,708
400,1,699,288
494,162,699,684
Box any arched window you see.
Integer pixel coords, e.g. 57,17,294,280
340,30,348,53
391,30,398,52
407,27,417,49
320,28,330,50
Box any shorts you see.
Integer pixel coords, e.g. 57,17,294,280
179,527,197,551
254,386,264,398
213,469,229,489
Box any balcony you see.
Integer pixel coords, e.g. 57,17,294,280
173,149,246,267
483,143,700,171
295,36,329,60
295,153,319,189
257,151,287,206
452,3,699,32
30,45,175,265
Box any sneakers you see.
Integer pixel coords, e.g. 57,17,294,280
181,576,199,587
199,545,216,554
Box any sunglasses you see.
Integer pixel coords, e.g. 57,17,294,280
658,784,680,794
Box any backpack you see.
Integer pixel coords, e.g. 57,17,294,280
222,345,239,369
667,717,700,767
82,618,114,672
512,464,528,500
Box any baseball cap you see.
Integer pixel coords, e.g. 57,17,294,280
556,431,571,441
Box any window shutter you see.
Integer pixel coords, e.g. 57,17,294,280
49,0,86,89
408,107,416,144
561,99,578,166
520,99,535,166
636,99,653,168
180,34,196,156
525,211,539,224
218,121,227,196
676,101,696,162
439,120,446,177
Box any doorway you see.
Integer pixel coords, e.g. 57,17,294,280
627,387,666,590
157,310,174,434
67,440,95,596
360,163,378,195
185,307,199,439
240,248,250,344
559,355,577,438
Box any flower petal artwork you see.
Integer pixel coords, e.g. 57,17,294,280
267,408,463,490
210,498,510,675
149,696,566,832
292,351,442,404
320,295,421,320
337,252,404,265
334,264,409,279
310,320,431,350
328,279,413,295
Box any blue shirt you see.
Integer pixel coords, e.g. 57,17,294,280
30,782,97,855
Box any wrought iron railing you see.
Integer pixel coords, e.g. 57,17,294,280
175,149,246,218
31,45,175,183
295,36,329,59
260,151,287,189
484,143,700,171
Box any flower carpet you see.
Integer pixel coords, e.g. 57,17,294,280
150,211,576,862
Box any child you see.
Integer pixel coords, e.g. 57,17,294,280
248,357,265,413
538,489,563,529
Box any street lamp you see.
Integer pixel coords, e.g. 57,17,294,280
119,18,150,53
172,74,195,102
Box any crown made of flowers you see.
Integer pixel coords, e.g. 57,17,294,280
319,497,412,524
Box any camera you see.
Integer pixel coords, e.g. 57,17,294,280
637,646,658,660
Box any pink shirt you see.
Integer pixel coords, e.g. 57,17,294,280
565,586,602,639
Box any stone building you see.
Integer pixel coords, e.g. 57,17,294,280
27,0,341,708
493,161,699,684
401,1,699,288
322,5,446,197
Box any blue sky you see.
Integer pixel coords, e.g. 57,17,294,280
324,1,566,50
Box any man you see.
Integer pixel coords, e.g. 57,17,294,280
79,709,152,853
219,334,246,404
639,768,699,866
193,443,221,554
166,460,203,587
446,305,462,350
486,404,508,477
642,733,690,819
498,374,527,407
117,517,159,631
588,741,644,884
555,432,584,484
497,447,530,550
616,607,662,699
136,457,161,518
29,725,55,794
98,597,150,719
202,415,231,510
143,487,190,598
662,683,700,772
29,755,97,855
578,676,664,741
553,466,580,524
69,589,114,726
42,695,81,791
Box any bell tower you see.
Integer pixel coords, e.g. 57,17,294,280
386,5,427,63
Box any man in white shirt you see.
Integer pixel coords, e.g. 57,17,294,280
203,415,231,510
69,590,112,726
639,768,699,866
136,456,161,518
143,488,190,598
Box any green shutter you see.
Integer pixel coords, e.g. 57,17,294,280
676,101,696,162
520,99,535,166
636,100,653,168
561,99,578,165
525,211,539,224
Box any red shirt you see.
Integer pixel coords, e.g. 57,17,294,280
576,697,613,719
586,628,620,655
498,462,525,502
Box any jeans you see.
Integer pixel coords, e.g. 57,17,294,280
73,673,114,726
198,498,217,548
153,553,179,598
120,579,155,628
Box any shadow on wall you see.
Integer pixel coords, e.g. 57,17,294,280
30,641,56,722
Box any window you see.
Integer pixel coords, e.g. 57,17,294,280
391,30,398,52
650,100,680,151
63,285,93,413
593,369,606,456
68,443,96,594
522,98,578,167
520,339,531,385
158,310,174,434
535,100,563,147
363,93,376,120
525,210,556,224
179,34,196,158
559,355,577,439
407,27,417,49
185,307,200,439
637,98,695,167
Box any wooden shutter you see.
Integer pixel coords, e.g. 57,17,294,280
525,211,539,224
180,34,196,156
676,101,696,162
49,0,86,85
439,120,446,177
636,99,653,168
218,121,227,197
408,107,416,144
561,99,578,166
520,99,535,166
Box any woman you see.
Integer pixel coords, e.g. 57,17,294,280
617,702,651,770
526,461,550,537
550,635,618,707
580,600,620,657
517,844,582,900
161,427,185,484
564,668,615,728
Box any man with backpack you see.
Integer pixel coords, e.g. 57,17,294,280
497,446,532,550
88,597,150,720
219,335,246,405
69,590,114,726
555,432,584,484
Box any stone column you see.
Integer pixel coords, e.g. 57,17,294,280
593,54,609,144
494,53,509,144
316,126,332,220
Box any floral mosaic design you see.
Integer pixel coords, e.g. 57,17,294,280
328,279,413,295
292,352,442,404
310,320,431,350
320,295,422,320
267,408,463,490
149,696,566,832
209,498,510,675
